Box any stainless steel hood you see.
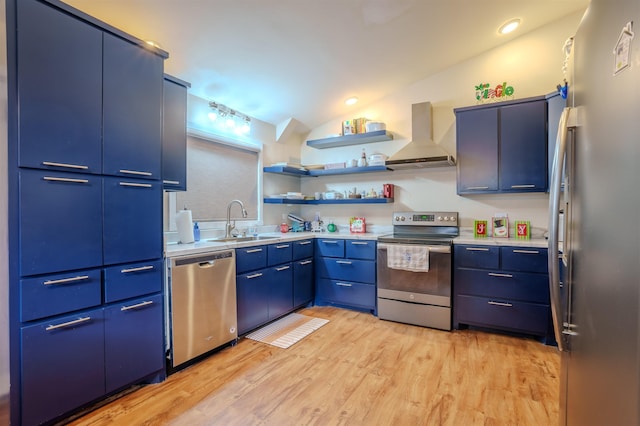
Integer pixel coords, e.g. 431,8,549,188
385,102,455,170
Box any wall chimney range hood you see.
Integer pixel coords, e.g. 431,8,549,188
385,102,455,170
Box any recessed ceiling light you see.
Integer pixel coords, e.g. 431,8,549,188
499,19,521,35
344,96,359,106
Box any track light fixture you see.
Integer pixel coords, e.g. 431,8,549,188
208,101,251,134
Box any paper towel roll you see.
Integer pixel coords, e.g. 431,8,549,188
176,210,194,244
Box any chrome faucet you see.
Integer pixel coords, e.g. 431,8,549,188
225,199,248,238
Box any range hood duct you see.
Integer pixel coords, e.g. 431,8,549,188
385,102,455,170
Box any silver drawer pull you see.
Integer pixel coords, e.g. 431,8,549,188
121,300,154,311
43,176,89,184
511,184,536,189
119,169,153,176
321,240,339,244
275,244,290,249
350,241,369,245
119,182,153,188
246,248,263,253
298,241,312,245
43,275,90,286
121,265,154,273
336,282,352,287
488,272,513,278
275,266,290,271
299,260,312,265
466,186,489,190
512,249,540,254
163,180,180,185
46,317,91,331
488,301,513,307
42,161,89,170
336,260,352,265
465,247,489,252
246,273,263,279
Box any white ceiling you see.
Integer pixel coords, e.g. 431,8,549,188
63,0,588,132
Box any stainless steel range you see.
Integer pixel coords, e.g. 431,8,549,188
377,211,459,330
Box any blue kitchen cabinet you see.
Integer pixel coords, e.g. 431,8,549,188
19,169,103,276
453,244,553,343
455,96,549,194
21,308,106,426
103,32,164,180
236,245,268,274
315,239,377,313
293,258,314,308
17,0,102,175
268,263,294,319
292,238,314,260
104,259,164,303
268,242,293,266
103,176,163,266
104,294,164,393
162,75,190,191
236,267,271,335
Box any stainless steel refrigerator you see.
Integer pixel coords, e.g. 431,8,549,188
548,1,640,425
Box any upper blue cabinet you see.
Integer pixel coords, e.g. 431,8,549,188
454,95,548,195
162,75,190,191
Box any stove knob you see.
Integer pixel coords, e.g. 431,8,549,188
437,216,443,221
444,216,450,221
395,216,400,221
400,216,406,221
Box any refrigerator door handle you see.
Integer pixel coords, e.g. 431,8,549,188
548,106,571,352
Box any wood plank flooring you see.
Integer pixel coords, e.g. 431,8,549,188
66,306,560,426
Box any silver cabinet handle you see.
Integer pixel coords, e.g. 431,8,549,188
163,180,180,185
299,260,313,265
275,265,290,271
336,260,352,265
336,282,352,287
246,273,263,279
46,317,91,331
121,300,154,311
513,249,540,254
350,241,369,245
320,240,338,244
488,301,513,307
511,184,536,188
488,272,513,278
119,169,152,176
298,241,312,245
42,161,89,170
275,244,290,249
466,186,489,190
246,248,263,253
119,182,153,188
43,176,89,184
43,275,90,285
465,247,489,251
121,265,154,273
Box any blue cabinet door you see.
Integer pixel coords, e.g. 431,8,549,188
268,263,293,319
315,238,345,258
104,294,164,393
162,77,188,191
345,240,376,260
316,257,376,284
103,33,163,180
292,239,314,260
268,242,293,266
19,169,102,276
456,107,499,193
236,245,267,274
21,308,105,426
293,259,314,308
499,100,548,191
103,177,162,265
17,0,102,174
104,259,164,303
236,269,271,334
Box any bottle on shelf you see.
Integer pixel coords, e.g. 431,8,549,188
358,148,368,167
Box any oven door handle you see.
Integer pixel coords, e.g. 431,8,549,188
376,243,451,254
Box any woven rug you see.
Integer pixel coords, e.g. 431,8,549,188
245,313,329,349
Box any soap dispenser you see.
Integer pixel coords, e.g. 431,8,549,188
193,222,200,241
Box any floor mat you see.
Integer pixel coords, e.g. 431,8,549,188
245,313,329,348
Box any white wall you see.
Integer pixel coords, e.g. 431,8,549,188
295,11,583,233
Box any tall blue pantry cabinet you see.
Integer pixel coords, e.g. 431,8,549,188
7,1,168,424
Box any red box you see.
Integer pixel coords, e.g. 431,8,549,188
349,217,366,233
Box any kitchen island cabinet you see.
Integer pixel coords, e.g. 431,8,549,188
455,95,548,194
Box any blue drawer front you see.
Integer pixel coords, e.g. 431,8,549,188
501,247,548,273
315,238,345,258
236,245,267,274
20,269,102,322
345,240,376,260
454,245,500,269
455,294,549,335
104,259,163,303
268,242,293,266
292,239,314,260
316,278,376,309
455,268,549,304
316,257,376,284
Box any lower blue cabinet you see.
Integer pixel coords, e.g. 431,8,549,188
21,308,106,426
316,279,375,311
268,264,293,319
104,294,164,393
237,268,271,335
293,258,314,308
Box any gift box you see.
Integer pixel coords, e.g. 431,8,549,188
492,217,509,238
474,220,488,238
515,220,531,239
349,217,366,233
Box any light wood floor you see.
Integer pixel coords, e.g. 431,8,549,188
67,306,560,426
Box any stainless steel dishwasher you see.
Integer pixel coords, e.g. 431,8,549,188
166,250,237,370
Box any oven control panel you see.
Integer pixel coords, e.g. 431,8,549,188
392,211,458,226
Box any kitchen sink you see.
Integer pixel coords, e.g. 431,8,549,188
206,235,279,243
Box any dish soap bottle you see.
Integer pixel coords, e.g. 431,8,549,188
358,148,367,167
193,222,200,242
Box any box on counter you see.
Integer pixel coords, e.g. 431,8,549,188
492,217,509,238
515,220,531,239
474,220,488,238
349,217,366,233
